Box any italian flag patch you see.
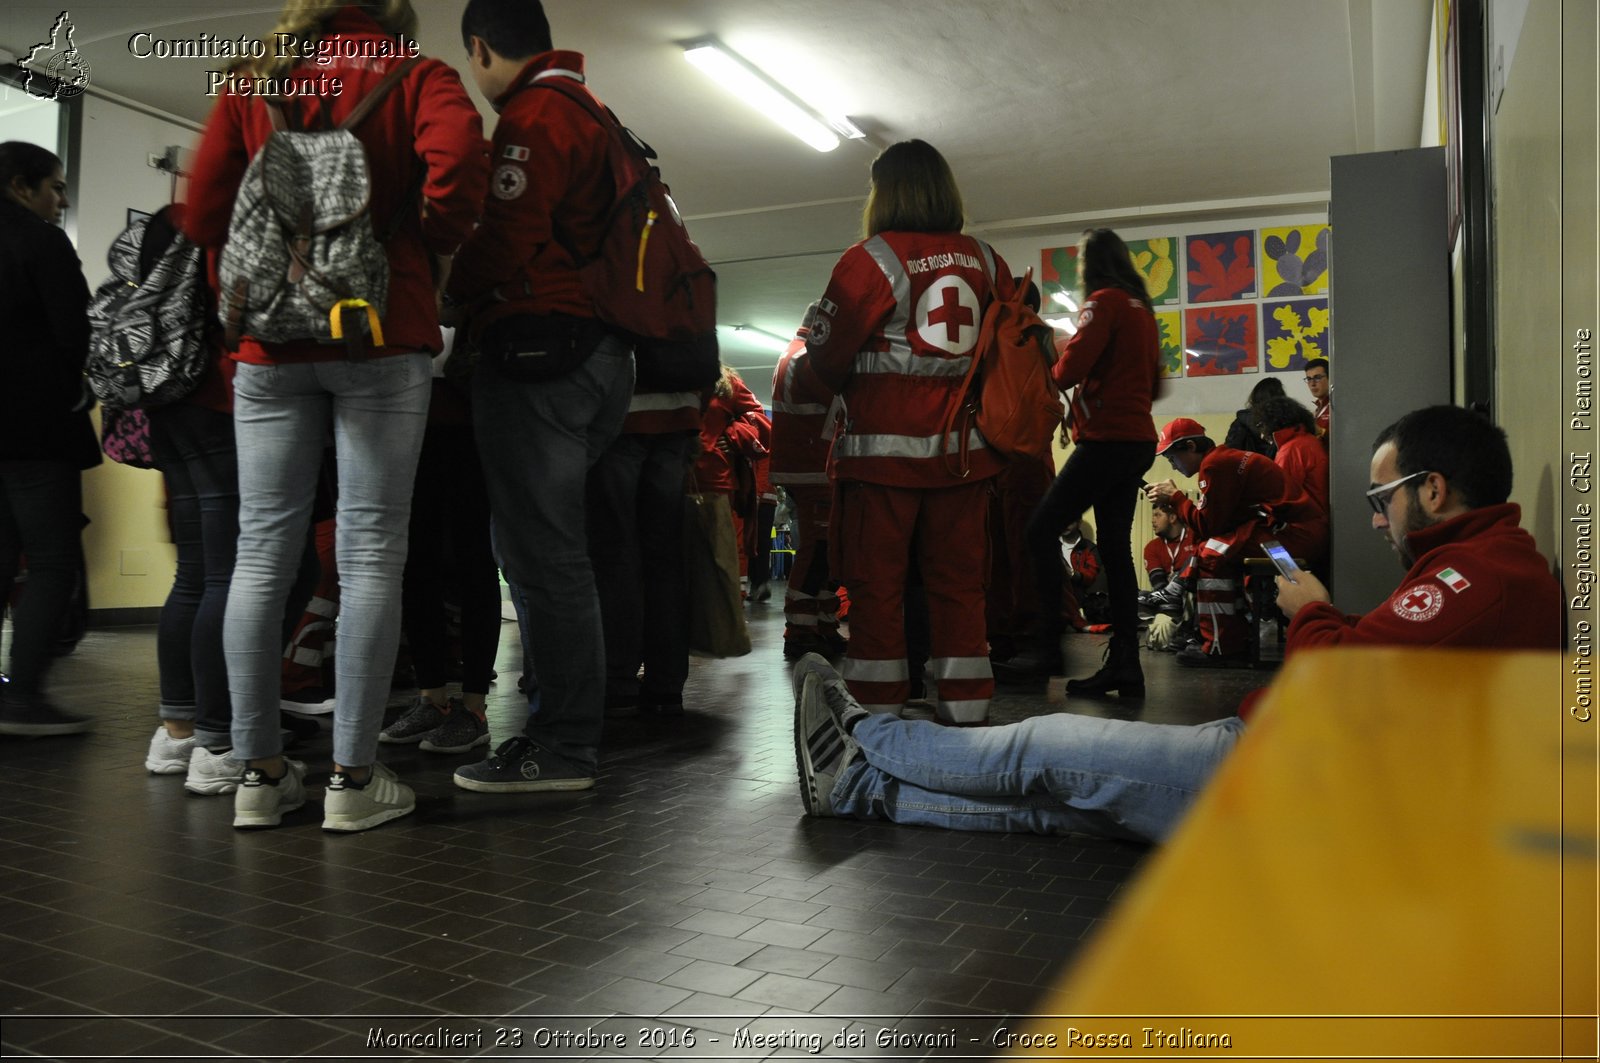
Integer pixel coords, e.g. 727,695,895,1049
1436,567,1470,593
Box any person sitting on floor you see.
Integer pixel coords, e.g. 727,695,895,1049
792,405,1562,843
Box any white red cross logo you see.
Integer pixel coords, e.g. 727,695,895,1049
914,276,980,354
1391,583,1443,622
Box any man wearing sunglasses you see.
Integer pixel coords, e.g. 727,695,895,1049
1273,405,1560,647
792,405,1560,842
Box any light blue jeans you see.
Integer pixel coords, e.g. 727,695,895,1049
832,712,1246,842
225,354,431,767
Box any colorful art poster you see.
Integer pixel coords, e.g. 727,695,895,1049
1263,298,1331,372
1156,311,1183,378
1040,245,1080,313
1183,303,1259,377
1127,236,1180,306
1185,230,1256,302
1261,225,1331,295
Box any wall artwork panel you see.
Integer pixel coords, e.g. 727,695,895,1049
1261,225,1331,295
1040,245,1080,312
1183,303,1259,377
1155,311,1184,378
1127,237,1180,306
1262,298,1331,373
1185,230,1257,302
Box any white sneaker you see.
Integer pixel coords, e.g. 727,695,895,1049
322,763,415,833
145,728,195,775
233,759,308,829
185,746,245,796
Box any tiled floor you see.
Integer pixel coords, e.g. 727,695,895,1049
1,597,1261,1060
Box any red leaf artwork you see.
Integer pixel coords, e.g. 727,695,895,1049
1185,231,1256,303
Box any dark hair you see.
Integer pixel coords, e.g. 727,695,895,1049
461,0,551,60
0,141,62,195
1078,228,1150,309
1248,376,1286,405
1304,357,1330,375
1372,405,1512,509
1256,395,1317,435
862,139,963,237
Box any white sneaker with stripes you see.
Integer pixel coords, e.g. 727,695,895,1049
792,653,864,817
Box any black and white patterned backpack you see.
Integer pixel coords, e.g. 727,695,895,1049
84,205,209,409
217,58,420,355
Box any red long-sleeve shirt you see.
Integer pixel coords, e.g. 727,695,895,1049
183,8,488,364
1237,504,1561,721
1052,287,1160,444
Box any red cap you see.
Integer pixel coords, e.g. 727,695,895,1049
1156,417,1208,455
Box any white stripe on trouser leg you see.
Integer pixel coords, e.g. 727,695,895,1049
785,589,814,603
936,697,990,724
786,614,820,627
841,658,910,683
1196,579,1235,591
931,656,994,681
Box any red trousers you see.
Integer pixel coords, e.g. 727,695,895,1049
834,479,993,723
782,485,841,641
1195,519,1325,656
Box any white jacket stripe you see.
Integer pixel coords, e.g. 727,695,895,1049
834,428,989,461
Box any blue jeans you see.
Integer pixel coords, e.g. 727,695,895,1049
225,354,431,767
474,335,634,771
149,404,239,750
832,711,1246,842
588,430,698,703
0,460,82,697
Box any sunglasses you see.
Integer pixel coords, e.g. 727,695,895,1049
1365,470,1433,515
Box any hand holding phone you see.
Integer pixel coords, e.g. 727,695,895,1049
1260,540,1303,584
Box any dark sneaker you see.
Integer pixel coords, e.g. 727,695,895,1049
0,695,94,737
993,644,1064,681
1176,644,1250,669
453,736,595,793
640,692,684,717
419,701,489,754
280,688,335,716
380,697,449,744
792,653,865,817
146,727,195,774
323,763,415,832
233,759,308,829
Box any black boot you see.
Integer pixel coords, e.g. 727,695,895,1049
992,632,1064,680
1064,638,1145,697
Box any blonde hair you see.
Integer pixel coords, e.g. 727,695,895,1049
861,139,964,238
246,0,418,78
715,363,742,399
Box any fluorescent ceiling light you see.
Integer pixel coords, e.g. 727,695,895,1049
683,38,862,153
718,324,793,354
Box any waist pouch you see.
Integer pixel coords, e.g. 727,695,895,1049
479,313,610,382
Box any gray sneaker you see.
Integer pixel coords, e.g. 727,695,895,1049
792,653,864,817
0,694,93,737
233,759,308,829
453,736,594,793
379,697,448,744
145,727,195,774
185,746,245,796
322,763,415,832
419,701,489,754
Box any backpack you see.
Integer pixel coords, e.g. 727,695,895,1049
942,266,1064,476
531,77,720,392
84,205,209,409
217,58,420,355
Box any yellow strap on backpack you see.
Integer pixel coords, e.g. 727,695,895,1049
328,299,385,347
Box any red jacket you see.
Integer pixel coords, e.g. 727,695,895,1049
803,232,1012,488
1238,504,1562,721
1273,424,1329,519
1143,527,1197,586
1174,445,1327,563
770,330,838,488
445,51,612,332
1052,287,1160,444
694,376,771,496
184,8,488,364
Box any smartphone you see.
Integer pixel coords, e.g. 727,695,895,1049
1260,540,1303,584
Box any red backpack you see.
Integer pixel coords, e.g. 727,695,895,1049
942,267,1064,476
533,79,720,392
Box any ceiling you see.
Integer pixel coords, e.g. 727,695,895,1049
2,0,1434,404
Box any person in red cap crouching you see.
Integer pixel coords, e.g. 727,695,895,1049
1146,416,1327,666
